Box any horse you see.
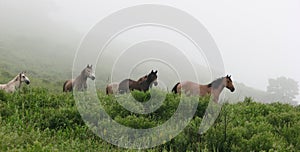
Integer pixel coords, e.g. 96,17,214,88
136,75,158,88
106,82,119,95
0,71,30,93
171,75,235,103
63,64,95,92
106,74,158,95
118,70,158,94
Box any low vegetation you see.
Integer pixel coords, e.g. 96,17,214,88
0,87,300,151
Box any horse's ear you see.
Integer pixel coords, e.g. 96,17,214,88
151,70,153,73
155,70,157,74
90,64,93,68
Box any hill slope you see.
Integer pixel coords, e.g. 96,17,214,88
0,89,299,151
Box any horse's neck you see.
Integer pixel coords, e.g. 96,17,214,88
6,75,21,88
76,73,87,82
212,84,225,95
74,74,87,90
206,83,224,103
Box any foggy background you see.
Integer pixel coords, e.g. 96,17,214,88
0,0,299,103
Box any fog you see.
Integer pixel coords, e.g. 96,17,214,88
1,0,299,102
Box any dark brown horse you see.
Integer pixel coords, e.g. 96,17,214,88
106,74,158,95
63,64,95,92
136,75,158,88
172,75,235,103
118,70,158,94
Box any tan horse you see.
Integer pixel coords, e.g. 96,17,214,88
106,73,158,95
106,82,119,95
63,64,95,92
172,75,235,103
0,72,30,93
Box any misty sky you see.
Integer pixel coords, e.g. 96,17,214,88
1,0,300,100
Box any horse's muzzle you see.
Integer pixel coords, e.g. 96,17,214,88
90,75,96,80
230,88,235,92
25,80,30,85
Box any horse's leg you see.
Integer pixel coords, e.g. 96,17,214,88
128,85,133,92
84,82,87,90
211,91,219,103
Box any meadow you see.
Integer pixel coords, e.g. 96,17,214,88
0,86,300,151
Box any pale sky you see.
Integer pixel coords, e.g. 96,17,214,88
1,0,300,101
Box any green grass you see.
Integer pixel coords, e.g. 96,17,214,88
0,87,300,151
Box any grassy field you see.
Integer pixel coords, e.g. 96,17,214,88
0,86,300,151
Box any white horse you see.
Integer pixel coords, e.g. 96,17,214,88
0,72,30,93
63,64,96,92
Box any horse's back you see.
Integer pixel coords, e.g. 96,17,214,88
0,84,7,91
118,79,133,93
0,84,14,93
119,79,130,88
178,81,201,95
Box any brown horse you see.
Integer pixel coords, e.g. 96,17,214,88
106,74,158,95
118,70,158,94
136,75,158,88
0,71,30,93
63,64,95,92
172,75,235,103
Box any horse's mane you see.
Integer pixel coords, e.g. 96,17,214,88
7,74,20,84
208,77,224,89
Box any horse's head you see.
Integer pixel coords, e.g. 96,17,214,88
147,70,158,85
20,71,30,85
224,75,235,92
84,64,95,80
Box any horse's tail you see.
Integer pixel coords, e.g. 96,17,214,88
172,82,180,94
63,80,68,92
106,85,109,95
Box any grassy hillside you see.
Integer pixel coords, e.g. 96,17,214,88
0,88,300,151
